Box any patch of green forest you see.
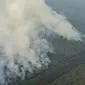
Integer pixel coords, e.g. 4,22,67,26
50,64,85,85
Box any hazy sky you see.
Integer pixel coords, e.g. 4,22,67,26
46,0,85,33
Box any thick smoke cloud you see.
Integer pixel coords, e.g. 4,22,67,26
0,0,85,84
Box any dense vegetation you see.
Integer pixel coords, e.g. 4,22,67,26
50,64,85,85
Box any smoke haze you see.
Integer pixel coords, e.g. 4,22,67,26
0,0,85,84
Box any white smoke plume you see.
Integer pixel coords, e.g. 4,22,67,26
0,0,85,84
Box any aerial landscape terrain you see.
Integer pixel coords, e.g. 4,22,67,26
0,0,85,85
